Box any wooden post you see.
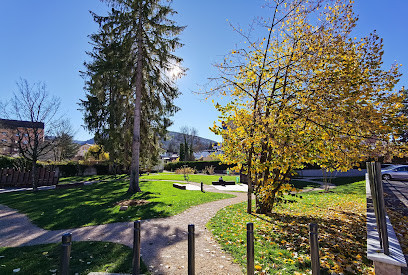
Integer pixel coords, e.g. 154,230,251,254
247,223,254,275
60,233,72,275
188,224,195,275
132,221,141,275
309,223,320,275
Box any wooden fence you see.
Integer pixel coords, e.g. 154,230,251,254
0,168,59,187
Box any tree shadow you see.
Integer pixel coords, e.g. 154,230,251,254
250,208,371,272
0,177,176,230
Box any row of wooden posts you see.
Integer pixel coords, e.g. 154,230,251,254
59,221,322,275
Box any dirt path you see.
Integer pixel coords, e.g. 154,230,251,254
0,182,246,274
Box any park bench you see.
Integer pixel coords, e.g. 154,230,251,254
212,176,235,186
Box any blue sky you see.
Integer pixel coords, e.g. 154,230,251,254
0,0,407,142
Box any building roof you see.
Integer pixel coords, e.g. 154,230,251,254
0,118,44,129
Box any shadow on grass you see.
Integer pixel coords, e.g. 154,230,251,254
0,241,149,274
0,179,169,230
0,177,232,230
251,210,370,270
291,180,321,189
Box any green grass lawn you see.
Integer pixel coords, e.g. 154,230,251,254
141,173,241,185
0,176,234,230
330,176,365,187
58,174,122,184
0,241,149,274
208,180,373,274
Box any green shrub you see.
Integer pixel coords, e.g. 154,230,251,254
0,155,16,169
40,161,111,177
57,162,82,177
0,155,30,170
94,163,110,175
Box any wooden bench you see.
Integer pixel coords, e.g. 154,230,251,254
173,183,186,190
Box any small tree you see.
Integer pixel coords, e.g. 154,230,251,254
84,144,109,162
179,143,186,161
210,0,407,213
52,119,80,161
3,79,62,190
180,126,198,161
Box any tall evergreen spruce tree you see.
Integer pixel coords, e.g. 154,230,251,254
81,0,184,193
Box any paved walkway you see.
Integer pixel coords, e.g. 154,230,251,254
0,177,334,274
0,182,246,274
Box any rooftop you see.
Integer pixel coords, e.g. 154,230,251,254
0,118,44,129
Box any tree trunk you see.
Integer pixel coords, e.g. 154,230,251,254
247,146,255,214
31,160,38,191
129,12,143,194
255,194,275,214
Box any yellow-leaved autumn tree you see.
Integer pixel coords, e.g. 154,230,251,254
210,0,407,214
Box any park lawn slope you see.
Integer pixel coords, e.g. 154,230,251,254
208,180,374,274
0,241,149,274
141,173,240,185
0,177,234,230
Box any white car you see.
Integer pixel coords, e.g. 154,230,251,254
381,165,408,180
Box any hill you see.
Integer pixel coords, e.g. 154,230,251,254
162,131,217,153
74,132,217,153
73,138,94,145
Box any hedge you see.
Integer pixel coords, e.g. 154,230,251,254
0,155,30,170
44,162,111,177
0,157,122,176
164,161,234,172
0,155,15,169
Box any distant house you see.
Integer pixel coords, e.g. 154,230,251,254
194,149,222,161
74,143,93,160
0,118,44,157
160,152,179,163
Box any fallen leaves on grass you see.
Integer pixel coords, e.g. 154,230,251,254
209,192,374,274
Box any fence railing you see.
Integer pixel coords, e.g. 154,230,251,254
366,161,389,255
0,167,58,187
59,221,322,275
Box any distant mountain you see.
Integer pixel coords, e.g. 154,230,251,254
74,131,217,152
74,138,95,145
161,131,217,153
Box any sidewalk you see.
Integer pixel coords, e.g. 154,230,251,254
0,182,246,274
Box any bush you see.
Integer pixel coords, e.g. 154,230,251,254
57,162,82,177
203,165,215,175
0,155,15,169
175,166,196,175
0,155,31,170
175,165,196,182
164,161,233,172
94,164,110,175
39,161,111,177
